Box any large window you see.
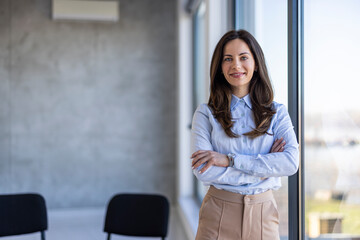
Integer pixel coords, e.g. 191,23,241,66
304,0,360,239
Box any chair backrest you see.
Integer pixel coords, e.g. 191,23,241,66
0,193,48,238
104,193,169,239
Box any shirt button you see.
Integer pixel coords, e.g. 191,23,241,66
242,124,245,128
243,138,246,143
241,113,245,117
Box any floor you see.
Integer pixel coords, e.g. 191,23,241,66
2,206,187,240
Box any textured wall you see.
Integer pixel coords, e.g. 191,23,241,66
0,0,11,193
0,0,177,208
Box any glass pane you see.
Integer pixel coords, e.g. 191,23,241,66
193,1,208,202
254,0,289,239
304,0,360,239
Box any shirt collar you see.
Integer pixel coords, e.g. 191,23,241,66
230,94,253,111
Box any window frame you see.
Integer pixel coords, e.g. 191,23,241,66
287,0,304,239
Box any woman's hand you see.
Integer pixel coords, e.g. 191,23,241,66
271,137,286,153
191,150,228,174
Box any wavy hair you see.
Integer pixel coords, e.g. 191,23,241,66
208,29,275,138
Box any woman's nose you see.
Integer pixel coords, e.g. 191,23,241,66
232,59,241,69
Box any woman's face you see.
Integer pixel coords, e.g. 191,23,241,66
221,38,256,98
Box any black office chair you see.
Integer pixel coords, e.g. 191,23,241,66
104,193,169,240
0,193,48,240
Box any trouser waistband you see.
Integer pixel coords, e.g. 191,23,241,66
208,185,273,204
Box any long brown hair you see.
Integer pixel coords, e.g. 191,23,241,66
208,29,275,138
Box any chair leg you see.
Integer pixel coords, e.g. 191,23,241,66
107,233,111,240
41,231,46,240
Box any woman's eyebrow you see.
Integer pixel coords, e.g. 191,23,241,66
223,52,250,57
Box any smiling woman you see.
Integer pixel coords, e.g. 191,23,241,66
207,30,276,139
191,29,299,240
221,38,256,97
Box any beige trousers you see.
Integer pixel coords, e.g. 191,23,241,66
195,186,280,240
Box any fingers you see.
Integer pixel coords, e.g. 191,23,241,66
191,150,205,168
191,151,208,167
198,161,214,174
193,157,215,173
191,150,205,159
271,138,282,149
191,150,218,174
191,152,211,169
191,151,213,168
271,138,286,153
272,142,285,152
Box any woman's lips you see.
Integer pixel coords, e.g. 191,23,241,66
230,72,245,78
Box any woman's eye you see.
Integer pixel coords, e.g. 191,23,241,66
241,56,248,60
224,58,232,62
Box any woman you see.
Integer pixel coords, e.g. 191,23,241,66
191,29,299,239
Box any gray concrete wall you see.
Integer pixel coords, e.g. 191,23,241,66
0,0,177,208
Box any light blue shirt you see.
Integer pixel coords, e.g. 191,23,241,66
191,94,299,195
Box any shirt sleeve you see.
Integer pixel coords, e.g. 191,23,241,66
191,104,262,185
233,104,299,177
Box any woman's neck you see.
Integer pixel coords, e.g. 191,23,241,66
232,89,249,99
